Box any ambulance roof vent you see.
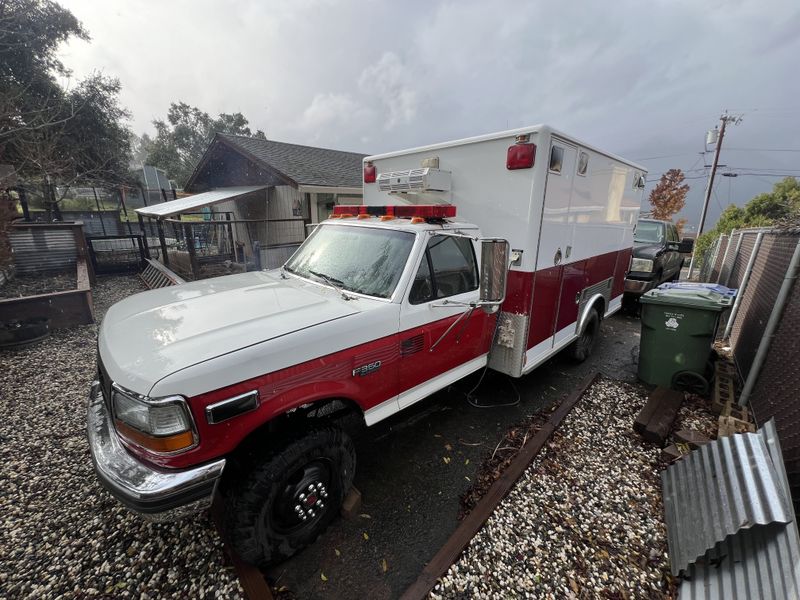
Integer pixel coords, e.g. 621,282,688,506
377,168,451,194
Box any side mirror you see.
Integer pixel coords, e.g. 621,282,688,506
479,238,509,313
678,238,694,253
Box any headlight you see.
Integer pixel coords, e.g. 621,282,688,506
630,258,654,273
112,385,196,454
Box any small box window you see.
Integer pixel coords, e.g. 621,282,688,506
577,152,589,176
549,146,564,173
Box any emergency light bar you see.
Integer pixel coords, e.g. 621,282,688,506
331,205,456,220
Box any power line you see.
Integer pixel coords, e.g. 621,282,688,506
634,152,697,161
725,147,800,152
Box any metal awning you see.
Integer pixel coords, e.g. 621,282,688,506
135,186,267,218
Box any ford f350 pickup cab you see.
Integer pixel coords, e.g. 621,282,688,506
88,125,646,566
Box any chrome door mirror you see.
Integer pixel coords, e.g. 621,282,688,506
479,238,509,313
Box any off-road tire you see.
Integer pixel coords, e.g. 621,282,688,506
570,308,600,362
225,426,356,567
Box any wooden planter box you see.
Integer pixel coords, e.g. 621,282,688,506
0,257,94,329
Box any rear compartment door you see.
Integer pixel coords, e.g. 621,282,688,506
533,141,578,348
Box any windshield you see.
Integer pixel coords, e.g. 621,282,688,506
284,224,416,299
634,221,665,244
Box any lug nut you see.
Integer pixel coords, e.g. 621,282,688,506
321,490,328,498
301,514,307,521
318,501,325,509
299,493,306,501
294,504,302,512
309,484,316,491
308,510,316,517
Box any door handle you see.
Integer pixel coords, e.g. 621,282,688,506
554,248,562,265
565,245,572,259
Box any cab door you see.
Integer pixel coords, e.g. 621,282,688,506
397,233,492,409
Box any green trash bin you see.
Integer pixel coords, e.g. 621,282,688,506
638,283,736,394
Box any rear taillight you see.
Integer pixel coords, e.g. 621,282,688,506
506,143,536,170
364,162,377,183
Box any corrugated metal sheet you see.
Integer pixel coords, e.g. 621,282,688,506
662,424,793,576
678,420,800,599
10,228,77,273
136,186,266,217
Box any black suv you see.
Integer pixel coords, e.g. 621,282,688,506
624,219,693,298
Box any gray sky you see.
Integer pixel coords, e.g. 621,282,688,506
57,0,800,228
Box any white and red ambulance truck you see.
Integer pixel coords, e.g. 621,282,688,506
88,125,646,566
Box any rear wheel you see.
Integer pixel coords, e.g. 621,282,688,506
672,370,709,396
225,426,356,567
570,308,600,362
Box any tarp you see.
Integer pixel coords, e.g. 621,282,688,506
135,186,267,218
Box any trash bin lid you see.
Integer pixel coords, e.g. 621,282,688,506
657,282,738,298
641,282,737,309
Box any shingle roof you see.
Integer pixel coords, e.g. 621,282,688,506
218,133,367,188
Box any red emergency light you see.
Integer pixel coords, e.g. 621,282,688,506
332,205,456,220
506,142,536,170
363,162,377,183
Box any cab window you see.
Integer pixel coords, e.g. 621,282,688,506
409,235,478,304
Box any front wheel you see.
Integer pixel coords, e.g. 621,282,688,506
570,308,600,362
225,426,356,567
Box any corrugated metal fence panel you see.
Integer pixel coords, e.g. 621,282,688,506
678,420,800,600
10,228,77,273
729,232,798,380
748,241,800,507
710,234,729,282
662,426,793,576
727,231,757,289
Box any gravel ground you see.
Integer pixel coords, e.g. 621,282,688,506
0,271,76,299
0,275,245,599
432,377,702,600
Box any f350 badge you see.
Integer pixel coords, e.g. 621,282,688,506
352,361,381,377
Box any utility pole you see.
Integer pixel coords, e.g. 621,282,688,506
687,112,741,279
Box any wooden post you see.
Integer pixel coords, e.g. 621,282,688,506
18,186,30,221
157,219,170,267
72,221,96,284
184,222,200,280
226,213,235,261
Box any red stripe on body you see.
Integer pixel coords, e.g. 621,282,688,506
140,311,494,469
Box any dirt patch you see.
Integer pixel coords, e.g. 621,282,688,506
0,270,76,299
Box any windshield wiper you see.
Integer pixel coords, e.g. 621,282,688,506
307,269,354,301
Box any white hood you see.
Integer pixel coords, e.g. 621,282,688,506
99,271,362,395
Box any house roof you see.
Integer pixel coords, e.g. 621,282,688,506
214,133,367,188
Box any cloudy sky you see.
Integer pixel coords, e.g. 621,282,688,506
57,0,800,228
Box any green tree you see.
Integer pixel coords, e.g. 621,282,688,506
145,102,266,187
695,177,800,263
0,0,133,189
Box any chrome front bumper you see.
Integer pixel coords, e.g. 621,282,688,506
624,277,657,295
87,381,225,521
